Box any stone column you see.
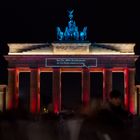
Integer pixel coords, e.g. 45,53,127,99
103,68,112,102
128,68,136,114
37,69,40,113
30,68,40,113
15,68,19,109
124,68,129,110
53,68,61,113
82,68,90,106
7,68,16,110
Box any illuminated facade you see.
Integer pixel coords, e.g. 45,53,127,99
0,11,138,114
1,42,138,114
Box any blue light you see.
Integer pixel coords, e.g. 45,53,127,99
56,10,87,41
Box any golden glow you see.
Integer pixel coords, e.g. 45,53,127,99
8,43,135,55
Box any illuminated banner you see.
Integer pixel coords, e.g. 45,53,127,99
45,58,97,67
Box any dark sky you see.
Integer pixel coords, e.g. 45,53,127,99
0,0,139,42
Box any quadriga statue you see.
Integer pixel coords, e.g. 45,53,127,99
56,10,87,41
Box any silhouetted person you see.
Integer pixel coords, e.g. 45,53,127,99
79,92,133,140
27,111,59,140
0,109,29,140
100,90,133,140
106,89,133,126
79,99,113,140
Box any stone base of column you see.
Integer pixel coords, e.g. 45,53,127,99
0,85,7,112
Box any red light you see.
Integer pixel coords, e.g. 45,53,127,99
30,96,37,113
54,102,59,113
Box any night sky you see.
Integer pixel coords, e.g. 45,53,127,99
0,0,140,84
0,0,139,42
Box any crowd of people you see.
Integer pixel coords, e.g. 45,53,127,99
0,89,140,140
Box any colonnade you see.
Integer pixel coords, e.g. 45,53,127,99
7,67,136,114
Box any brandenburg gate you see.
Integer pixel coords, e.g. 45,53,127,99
0,10,139,114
